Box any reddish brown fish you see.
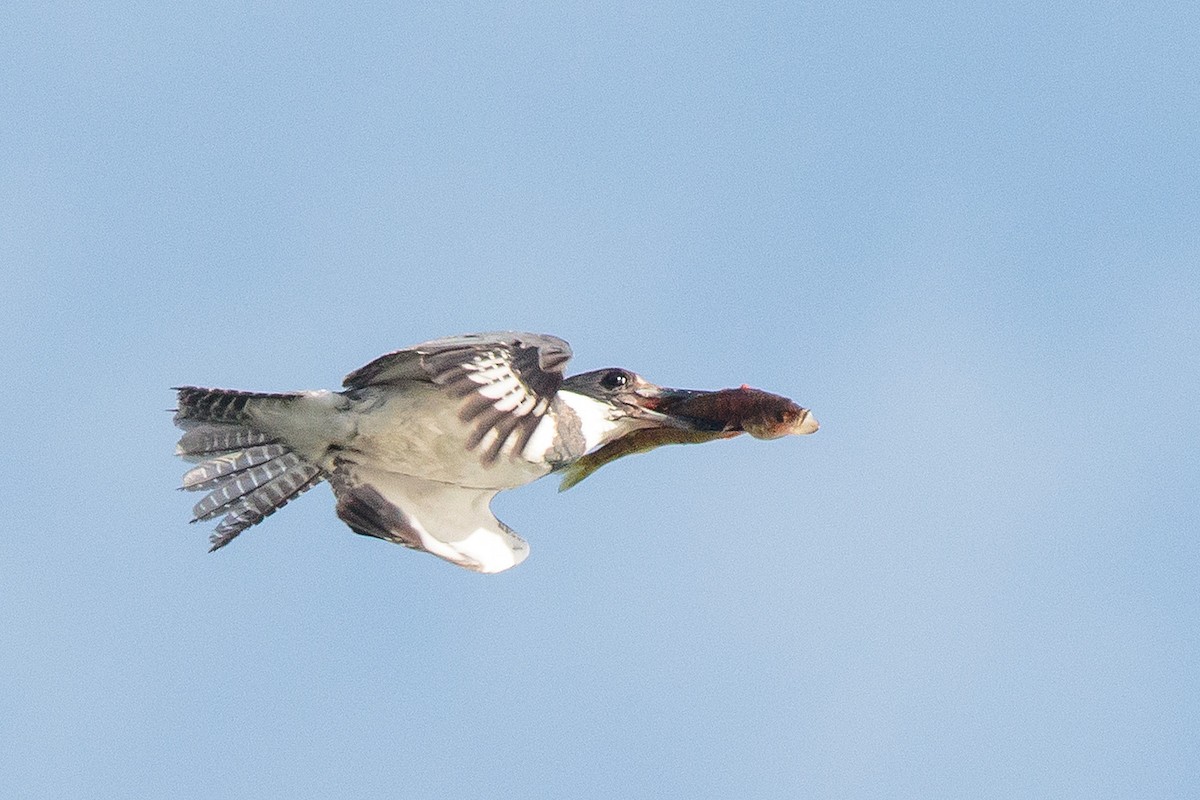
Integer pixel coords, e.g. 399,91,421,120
655,385,819,440
557,385,817,490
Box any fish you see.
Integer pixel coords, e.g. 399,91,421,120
557,385,817,490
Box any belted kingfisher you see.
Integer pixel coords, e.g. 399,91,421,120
174,332,816,573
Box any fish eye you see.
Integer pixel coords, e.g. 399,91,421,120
599,370,631,390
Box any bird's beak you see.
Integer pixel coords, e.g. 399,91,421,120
624,385,722,430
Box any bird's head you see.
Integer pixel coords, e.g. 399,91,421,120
558,368,717,451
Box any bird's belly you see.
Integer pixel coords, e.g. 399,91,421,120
342,385,551,490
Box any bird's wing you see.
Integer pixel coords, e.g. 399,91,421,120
330,464,529,573
342,332,572,388
343,332,574,464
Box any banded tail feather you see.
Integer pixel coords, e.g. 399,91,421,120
174,386,303,427
188,450,307,520
176,426,278,459
181,444,292,491
204,462,323,551
174,387,326,550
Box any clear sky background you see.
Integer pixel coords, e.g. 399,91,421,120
3,3,1197,798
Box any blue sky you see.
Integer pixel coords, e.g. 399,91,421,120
3,2,1197,798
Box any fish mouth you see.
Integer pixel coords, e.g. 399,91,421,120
794,409,819,435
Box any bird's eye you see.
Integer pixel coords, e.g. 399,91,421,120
600,370,630,390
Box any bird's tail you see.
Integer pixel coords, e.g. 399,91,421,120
174,387,324,550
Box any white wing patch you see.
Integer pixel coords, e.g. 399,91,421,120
461,351,539,410
404,516,525,574
440,349,558,464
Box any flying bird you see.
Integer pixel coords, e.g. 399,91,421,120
173,332,818,573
